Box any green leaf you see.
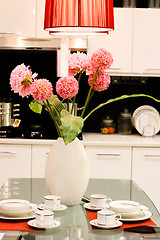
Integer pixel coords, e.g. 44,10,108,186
45,95,65,126
29,100,42,114
61,109,84,145
42,95,65,137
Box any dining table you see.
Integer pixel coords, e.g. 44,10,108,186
0,178,160,240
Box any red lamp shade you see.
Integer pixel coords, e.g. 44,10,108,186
44,0,114,35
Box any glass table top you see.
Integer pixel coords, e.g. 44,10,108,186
0,178,160,240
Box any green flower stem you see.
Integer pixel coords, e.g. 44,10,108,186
83,94,160,122
83,90,95,111
71,71,82,114
67,99,70,112
81,70,98,118
44,101,62,137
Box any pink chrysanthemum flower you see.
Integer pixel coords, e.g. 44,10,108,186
56,76,79,99
88,70,111,92
10,63,37,97
89,48,113,71
31,79,53,101
68,52,91,75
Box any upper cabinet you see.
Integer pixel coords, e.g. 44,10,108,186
0,0,36,38
88,7,160,76
0,0,53,39
132,8,160,76
88,8,133,75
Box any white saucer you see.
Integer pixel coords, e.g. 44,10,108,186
0,212,35,220
121,210,152,222
84,202,109,211
28,219,61,229
38,204,67,212
90,219,122,229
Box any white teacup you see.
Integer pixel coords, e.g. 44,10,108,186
44,195,61,210
97,209,121,226
90,194,112,208
35,209,54,227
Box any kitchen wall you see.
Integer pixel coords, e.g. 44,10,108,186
78,75,160,134
1,49,160,138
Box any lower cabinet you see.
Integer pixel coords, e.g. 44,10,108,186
31,145,52,178
85,146,132,179
132,147,160,212
0,145,31,187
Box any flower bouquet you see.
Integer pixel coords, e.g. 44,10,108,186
10,48,160,145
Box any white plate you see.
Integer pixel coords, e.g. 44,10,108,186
90,219,122,229
121,210,152,222
28,219,61,229
134,110,160,135
109,200,140,213
117,205,149,218
132,105,160,122
0,199,37,220
0,212,35,220
132,105,160,136
84,202,109,211
38,204,67,212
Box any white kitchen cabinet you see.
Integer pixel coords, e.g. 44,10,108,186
0,0,36,38
0,144,31,187
87,8,133,75
85,146,132,179
132,9,160,75
132,147,160,212
31,145,52,178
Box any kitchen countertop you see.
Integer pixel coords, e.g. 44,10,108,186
1,133,160,147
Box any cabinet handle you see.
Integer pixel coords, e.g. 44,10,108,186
109,67,121,70
97,153,121,157
144,154,160,158
145,68,160,71
0,151,16,155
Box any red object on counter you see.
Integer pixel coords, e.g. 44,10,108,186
0,220,45,231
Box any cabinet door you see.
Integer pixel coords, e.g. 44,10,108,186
0,0,36,38
132,9,160,75
0,145,31,187
132,147,160,212
32,145,52,178
85,146,131,179
87,8,133,75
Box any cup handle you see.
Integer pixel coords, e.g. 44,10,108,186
115,214,122,220
106,198,112,203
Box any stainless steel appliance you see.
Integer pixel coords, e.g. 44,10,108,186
0,102,12,127
0,102,21,137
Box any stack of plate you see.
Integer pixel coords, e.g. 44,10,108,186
109,200,152,222
132,105,160,137
0,199,37,220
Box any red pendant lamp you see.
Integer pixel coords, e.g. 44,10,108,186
44,0,114,36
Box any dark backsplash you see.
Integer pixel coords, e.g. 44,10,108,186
1,48,160,138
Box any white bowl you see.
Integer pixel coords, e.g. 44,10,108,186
109,200,141,213
0,199,32,217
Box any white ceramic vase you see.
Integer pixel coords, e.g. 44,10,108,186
45,137,89,205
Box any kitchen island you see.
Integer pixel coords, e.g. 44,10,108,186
0,178,160,240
